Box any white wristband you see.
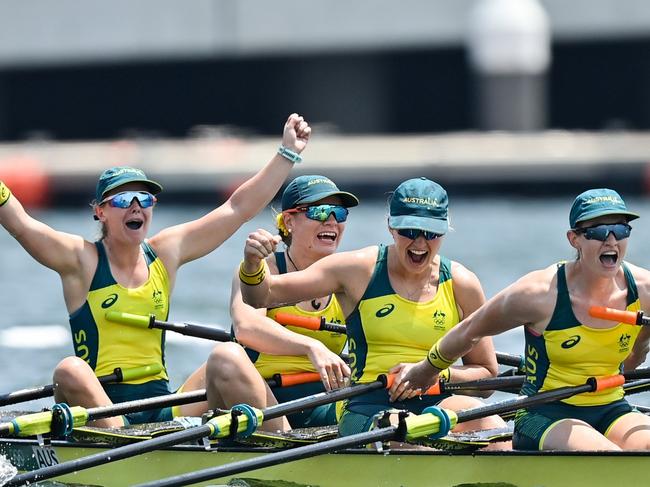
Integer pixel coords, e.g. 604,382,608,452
277,146,303,164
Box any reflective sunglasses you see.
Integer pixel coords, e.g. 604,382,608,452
396,228,442,241
286,204,349,223
100,191,157,209
574,223,632,241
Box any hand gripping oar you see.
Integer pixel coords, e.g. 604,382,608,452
134,373,630,487
0,364,162,407
274,312,525,372
5,375,437,486
106,311,232,342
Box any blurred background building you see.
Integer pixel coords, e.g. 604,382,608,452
1,0,650,202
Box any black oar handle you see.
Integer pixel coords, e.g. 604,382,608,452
150,317,232,342
106,311,232,342
442,375,524,392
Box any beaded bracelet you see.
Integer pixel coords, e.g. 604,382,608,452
239,260,266,286
277,145,303,164
0,181,11,207
427,340,455,370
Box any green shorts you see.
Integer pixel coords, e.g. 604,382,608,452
103,379,174,425
513,399,636,450
338,389,449,437
272,382,337,428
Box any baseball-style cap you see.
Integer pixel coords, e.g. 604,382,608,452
95,166,163,202
569,188,639,228
281,175,359,210
388,177,449,235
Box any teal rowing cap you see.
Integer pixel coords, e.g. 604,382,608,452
95,166,163,202
281,175,359,210
389,177,449,234
569,188,639,228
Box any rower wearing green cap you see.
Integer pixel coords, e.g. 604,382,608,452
393,187,650,451
239,177,506,436
0,113,311,427
206,175,358,431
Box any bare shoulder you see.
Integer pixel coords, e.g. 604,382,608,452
623,261,650,304
498,264,558,326
449,260,481,288
313,244,377,267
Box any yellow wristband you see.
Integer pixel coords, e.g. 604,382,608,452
427,341,455,370
239,260,266,286
0,181,11,207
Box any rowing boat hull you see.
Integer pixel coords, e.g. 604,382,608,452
1,438,648,487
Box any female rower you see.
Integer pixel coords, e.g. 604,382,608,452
393,188,650,450
0,113,310,427
206,175,358,431
239,177,506,436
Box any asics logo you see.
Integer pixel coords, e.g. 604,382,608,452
101,293,119,309
561,335,581,349
375,304,395,318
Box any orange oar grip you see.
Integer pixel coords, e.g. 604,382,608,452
589,306,638,326
274,312,322,331
385,374,441,395
278,372,321,387
594,374,625,392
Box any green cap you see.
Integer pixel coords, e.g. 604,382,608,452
281,175,359,210
569,188,639,228
389,177,448,234
95,166,163,202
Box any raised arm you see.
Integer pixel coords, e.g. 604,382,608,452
151,113,311,270
0,183,87,276
239,229,375,313
230,270,350,390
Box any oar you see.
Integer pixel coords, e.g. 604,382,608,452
589,305,650,326
273,312,525,371
266,372,320,388
106,311,232,342
134,373,631,487
5,374,426,486
274,312,346,333
0,389,207,438
0,364,162,407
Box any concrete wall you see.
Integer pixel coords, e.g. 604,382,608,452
1,0,649,68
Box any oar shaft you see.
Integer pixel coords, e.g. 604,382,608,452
495,352,525,370
0,364,161,407
106,311,232,342
136,426,399,487
442,375,524,392
87,390,207,421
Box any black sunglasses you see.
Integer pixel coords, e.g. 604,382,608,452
573,223,632,241
396,228,442,241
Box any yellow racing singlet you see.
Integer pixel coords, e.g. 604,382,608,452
68,240,170,383
522,262,641,406
347,245,460,383
246,252,347,379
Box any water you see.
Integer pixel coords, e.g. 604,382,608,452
2,196,650,409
